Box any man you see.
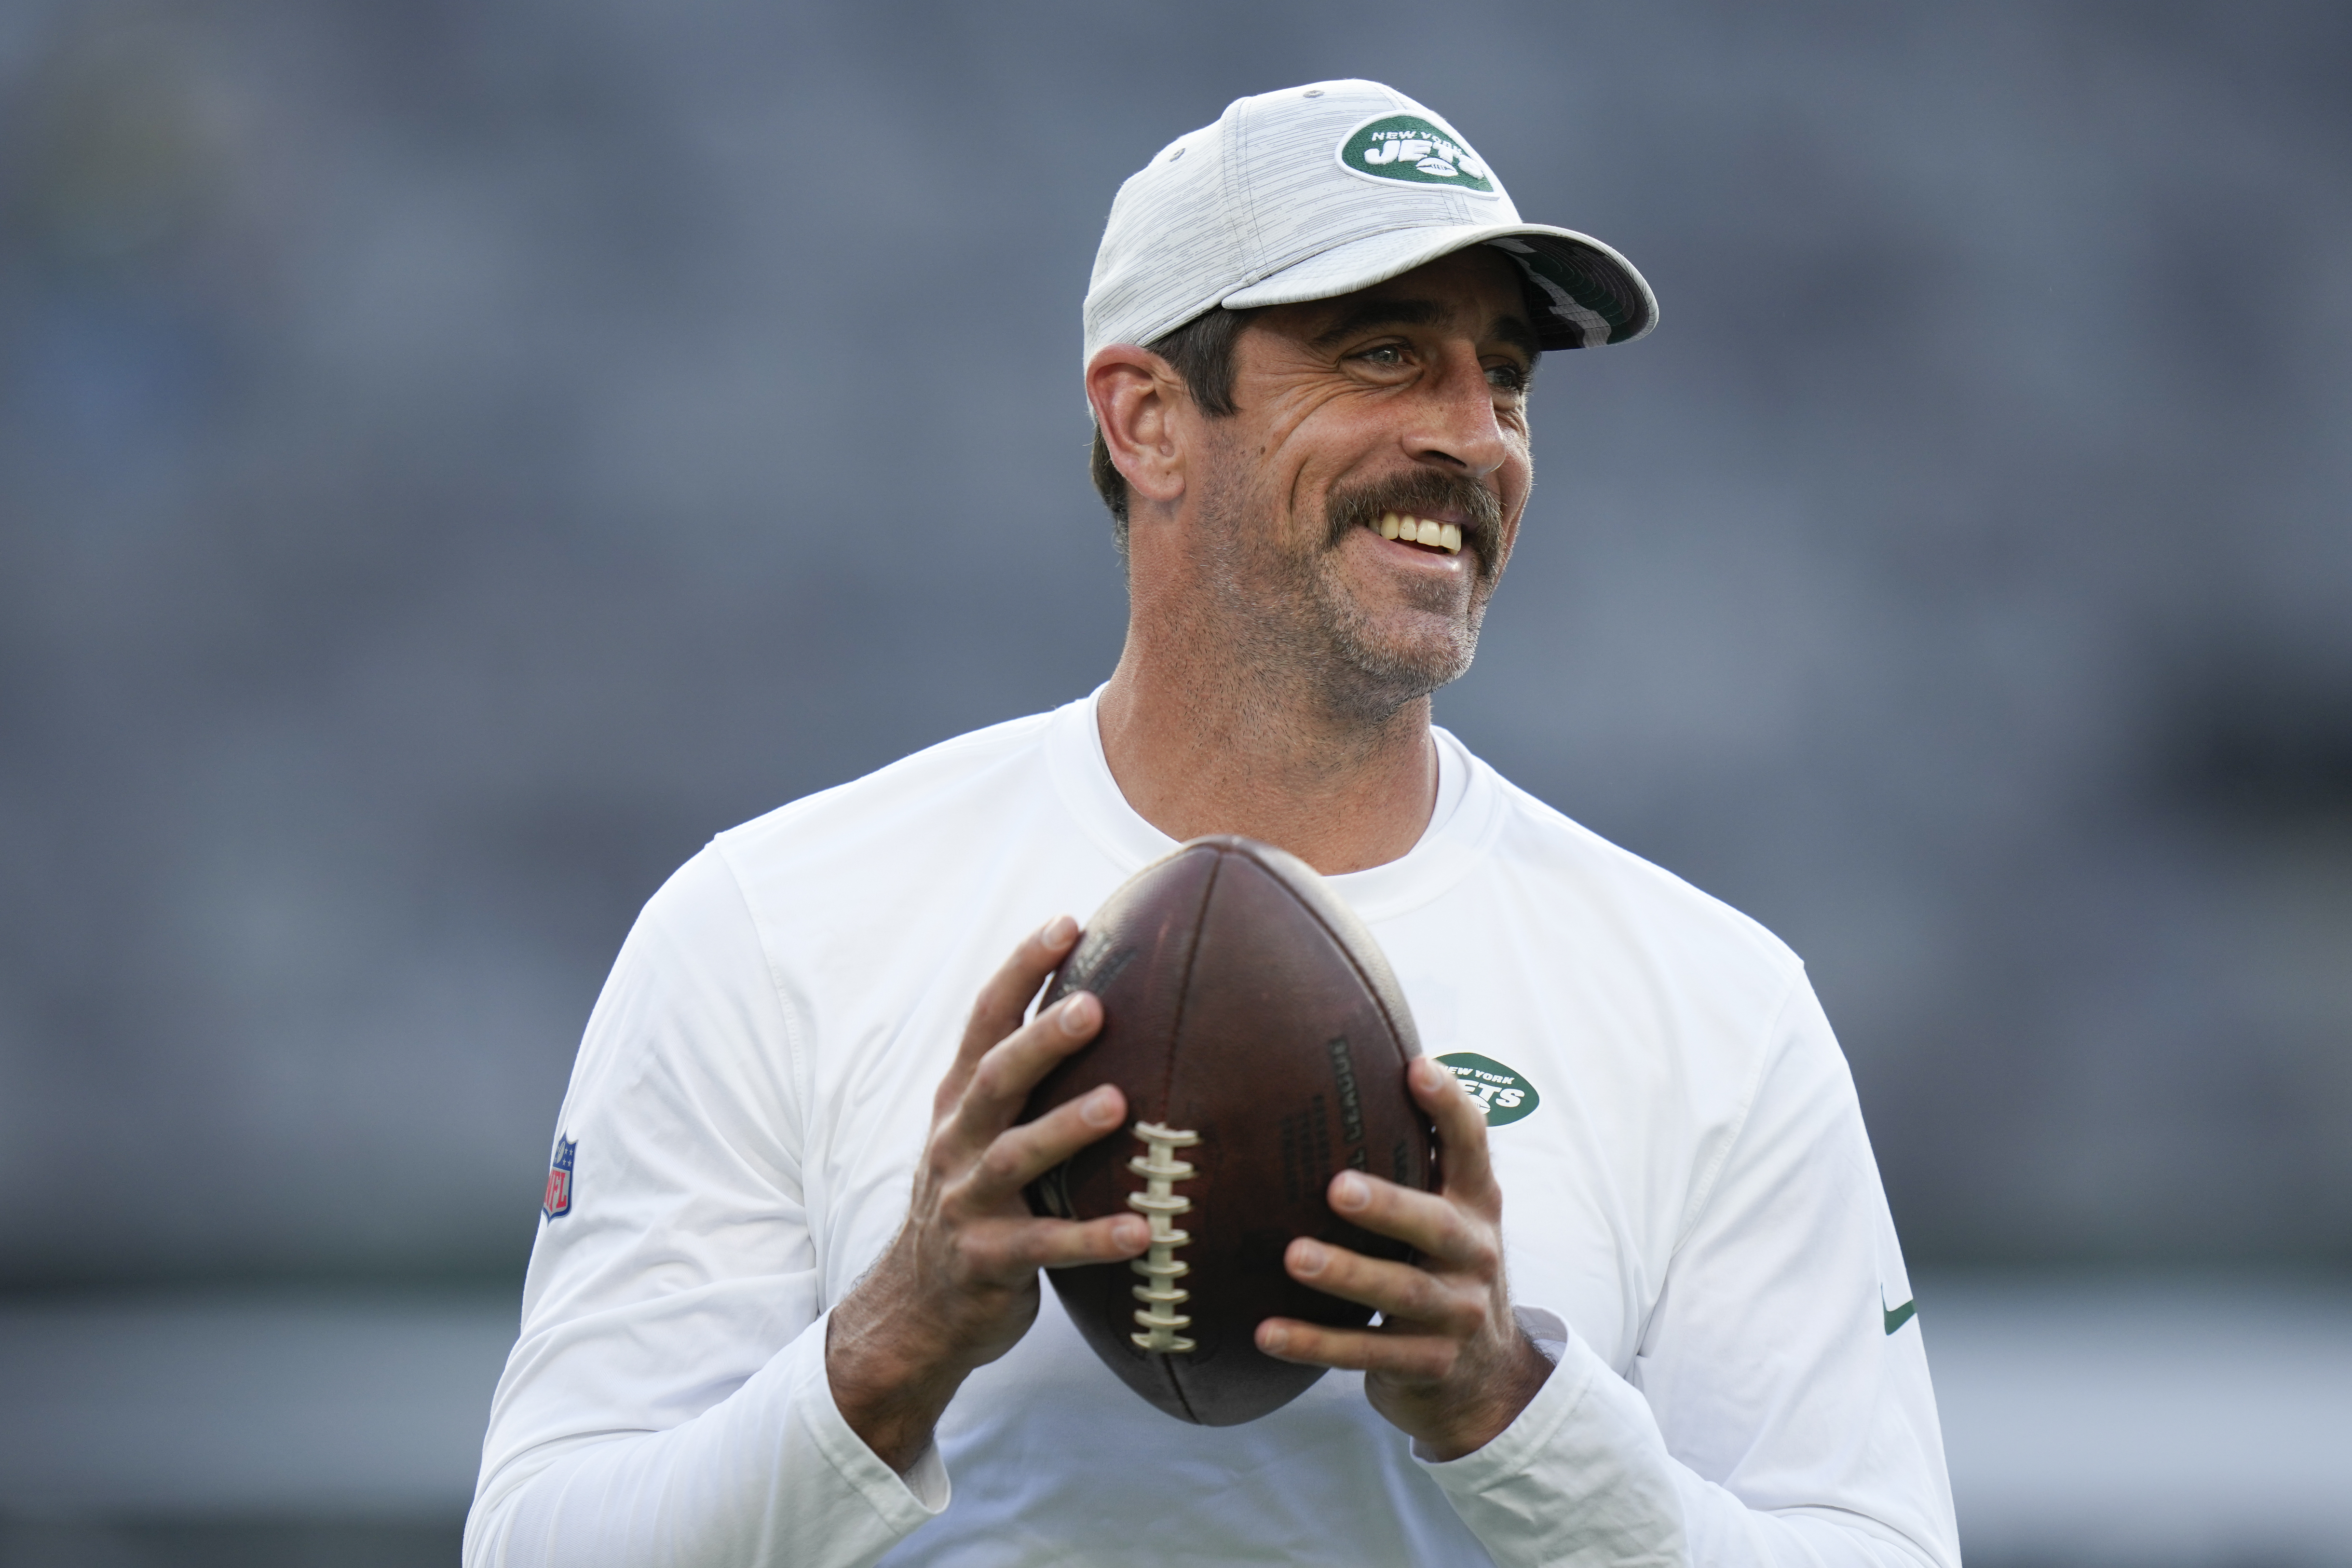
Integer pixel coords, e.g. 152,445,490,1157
466,81,1959,1568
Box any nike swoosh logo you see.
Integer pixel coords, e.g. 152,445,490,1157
1883,1293,1917,1336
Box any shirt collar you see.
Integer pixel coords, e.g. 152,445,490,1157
1044,685,1499,923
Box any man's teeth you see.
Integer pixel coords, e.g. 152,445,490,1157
1374,513,1463,554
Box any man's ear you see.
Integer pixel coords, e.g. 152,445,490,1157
1087,346,1188,507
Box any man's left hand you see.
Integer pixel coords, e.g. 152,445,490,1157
1255,1055,1552,1461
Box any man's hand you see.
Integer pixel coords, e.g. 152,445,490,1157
1254,1056,1551,1461
826,916,1150,1473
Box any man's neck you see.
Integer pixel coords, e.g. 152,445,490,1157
1094,651,1438,876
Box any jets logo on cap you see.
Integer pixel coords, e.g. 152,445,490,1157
1337,114,1497,195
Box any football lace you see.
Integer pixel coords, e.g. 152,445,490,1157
1126,1122,1199,1353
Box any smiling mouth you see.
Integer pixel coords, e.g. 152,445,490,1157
1371,512,1463,555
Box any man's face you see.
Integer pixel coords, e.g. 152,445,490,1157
1188,246,1537,716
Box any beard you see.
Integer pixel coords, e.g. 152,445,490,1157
1198,458,1511,724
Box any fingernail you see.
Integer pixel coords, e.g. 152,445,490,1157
1332,1172,1369,1211
1291,1240,1327,1276
1259,1324,1288,1354
1060,992,1097,1034
1042,914,1078,947
1115,1215,1149,1249
1082,1085,1121,1126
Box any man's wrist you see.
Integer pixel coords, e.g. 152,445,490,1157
825,1263,974,1473
1412,1331,1556,1463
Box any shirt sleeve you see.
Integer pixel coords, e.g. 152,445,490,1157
1420,978,1961,1568
463,846,947,1568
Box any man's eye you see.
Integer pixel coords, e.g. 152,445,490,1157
1355,344,1408,367
1486,362,1530,393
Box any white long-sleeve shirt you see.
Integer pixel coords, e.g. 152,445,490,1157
465,692,1960,1568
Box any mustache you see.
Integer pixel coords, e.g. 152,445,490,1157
1322,470,1505,567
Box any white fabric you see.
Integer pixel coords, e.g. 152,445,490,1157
466,692,1960,1568
1081,79,1656,367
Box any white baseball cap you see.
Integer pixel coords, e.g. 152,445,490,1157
1082,79,1657,370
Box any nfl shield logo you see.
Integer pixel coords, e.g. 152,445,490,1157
544,1136,576,1219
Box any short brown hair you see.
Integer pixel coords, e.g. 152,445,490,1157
1089,305,1261,555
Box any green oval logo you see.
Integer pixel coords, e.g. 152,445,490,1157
1337,114,1497,195
1437,1051,1539,1126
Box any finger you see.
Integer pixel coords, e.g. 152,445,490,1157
1324,1169,1490,1268
945,990,1102,1151
1282,1237,1486,1335
1254,1318,1459,1379
937,916,1082,1110
1413,1057,1500,1206
954,1212,1150,1283
971,1081,1130,1201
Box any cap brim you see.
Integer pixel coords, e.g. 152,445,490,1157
1219,223,1656,350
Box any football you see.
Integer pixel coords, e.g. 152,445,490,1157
1022,835,1432,1426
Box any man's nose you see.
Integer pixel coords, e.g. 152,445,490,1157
1400,349,1509,478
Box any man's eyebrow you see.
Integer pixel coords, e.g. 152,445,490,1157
1307,297,1544,364
1489,312,1542,365
1309,298,1446,347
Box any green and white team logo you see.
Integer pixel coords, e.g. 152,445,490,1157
1436,1051,1540,1126
1337,114,1498,194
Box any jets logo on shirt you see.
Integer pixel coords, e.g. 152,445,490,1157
1436,1052,1540,1126
1336,114,1499,194
544,1136,576,1219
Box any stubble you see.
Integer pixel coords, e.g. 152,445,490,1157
1198,456,1510,726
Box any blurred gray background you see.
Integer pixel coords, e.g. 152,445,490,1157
1,1,2347,1564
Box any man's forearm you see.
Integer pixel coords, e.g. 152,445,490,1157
1421,1328,1948,1568
1421,1330,1686,1568
469,1315,946,1568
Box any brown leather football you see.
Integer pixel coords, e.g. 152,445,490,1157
1022,835,1432,1426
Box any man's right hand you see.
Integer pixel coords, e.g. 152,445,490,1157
825,914,1149,1473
